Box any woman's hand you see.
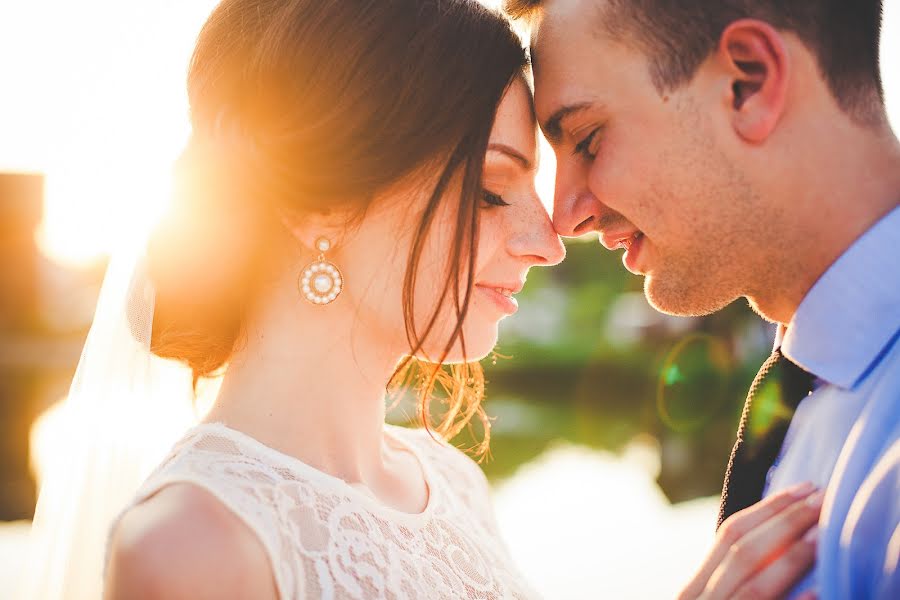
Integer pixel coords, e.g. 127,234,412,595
679,482,823,600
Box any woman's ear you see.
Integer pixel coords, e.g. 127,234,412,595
716,19,790,144
279,208,347,256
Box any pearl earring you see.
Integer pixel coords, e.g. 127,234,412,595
300,237,343,305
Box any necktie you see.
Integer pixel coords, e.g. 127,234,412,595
717,348,814,529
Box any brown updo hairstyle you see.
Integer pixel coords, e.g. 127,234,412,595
146,0,527,456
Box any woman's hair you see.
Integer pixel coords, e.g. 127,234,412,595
146,0,527,454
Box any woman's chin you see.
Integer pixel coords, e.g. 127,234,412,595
449,326,500,364
418,326,499,365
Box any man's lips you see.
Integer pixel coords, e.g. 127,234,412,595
599,230,644,251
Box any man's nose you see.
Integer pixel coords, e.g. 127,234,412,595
553,178,605,238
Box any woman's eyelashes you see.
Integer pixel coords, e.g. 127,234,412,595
482,190,511,207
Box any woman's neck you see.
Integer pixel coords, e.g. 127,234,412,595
203,277,402,486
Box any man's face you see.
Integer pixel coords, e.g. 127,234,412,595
532,0,767,317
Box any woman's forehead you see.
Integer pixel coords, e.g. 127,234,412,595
489,79,538,162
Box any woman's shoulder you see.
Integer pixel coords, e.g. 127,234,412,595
140,422,299,491
387,424,491,491
105,483,278,599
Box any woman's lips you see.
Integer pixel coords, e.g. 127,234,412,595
475,284,520,315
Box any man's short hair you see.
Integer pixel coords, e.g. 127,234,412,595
506,0,885,125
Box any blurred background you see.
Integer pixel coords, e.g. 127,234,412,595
0,0,897,598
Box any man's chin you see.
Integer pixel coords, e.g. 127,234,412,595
643,274,733,317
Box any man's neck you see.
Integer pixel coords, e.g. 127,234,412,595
750,125,900,325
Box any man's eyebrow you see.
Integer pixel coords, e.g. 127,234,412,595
542,102,593,144
487,143,534,171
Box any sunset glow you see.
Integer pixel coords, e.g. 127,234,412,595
0,0,897,264
0,1,219,265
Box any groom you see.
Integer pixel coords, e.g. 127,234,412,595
508,0,900,597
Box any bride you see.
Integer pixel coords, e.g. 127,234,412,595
23,1,822,599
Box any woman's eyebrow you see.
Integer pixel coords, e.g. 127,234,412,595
487,143,533,170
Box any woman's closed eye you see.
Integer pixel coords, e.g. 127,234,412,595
482,190,510,207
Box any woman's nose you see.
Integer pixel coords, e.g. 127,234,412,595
508,202,566,267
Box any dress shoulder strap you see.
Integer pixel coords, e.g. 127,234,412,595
106,426,305,598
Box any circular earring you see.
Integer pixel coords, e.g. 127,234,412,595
300,237,343,305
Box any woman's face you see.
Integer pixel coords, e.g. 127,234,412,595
333,77,565,364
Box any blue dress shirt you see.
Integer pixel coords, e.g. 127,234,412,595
763,205,900,599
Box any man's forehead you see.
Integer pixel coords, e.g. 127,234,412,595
529,0,607,44
529,0,608,76
530,5,601,123
529,0,628,121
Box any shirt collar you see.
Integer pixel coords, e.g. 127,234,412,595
782,206,900,389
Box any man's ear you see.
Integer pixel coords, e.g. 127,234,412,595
716,19,790,144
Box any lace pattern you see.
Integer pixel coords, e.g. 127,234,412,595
110,423,537,600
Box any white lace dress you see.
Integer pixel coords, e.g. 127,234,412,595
109,422,538,599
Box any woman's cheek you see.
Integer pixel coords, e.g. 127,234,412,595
475,209,505,267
